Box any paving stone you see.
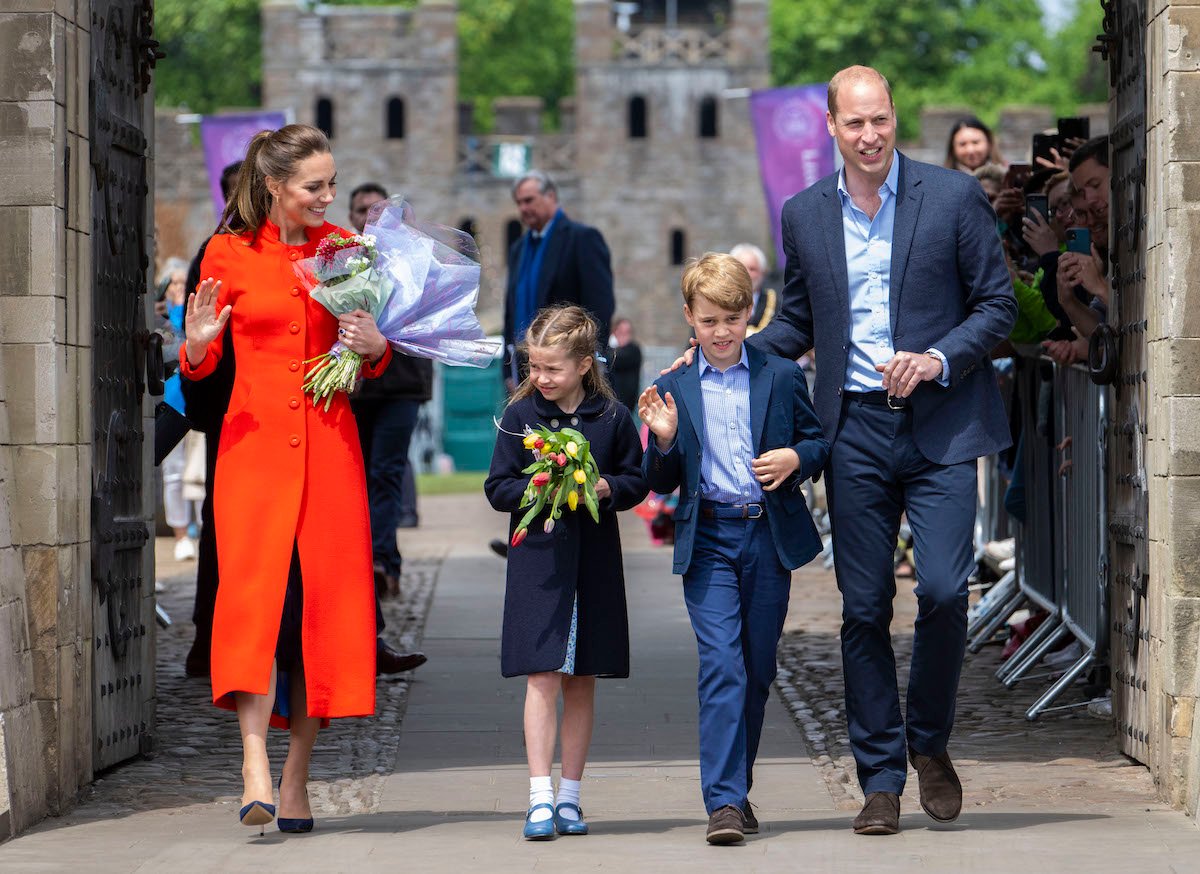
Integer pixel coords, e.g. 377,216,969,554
71,541,442,818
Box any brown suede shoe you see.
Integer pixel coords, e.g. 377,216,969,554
852,791,900,835
741,802,758,834
705,805,745,844
909,748,963,823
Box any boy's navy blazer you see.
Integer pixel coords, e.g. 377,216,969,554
642,344,829,575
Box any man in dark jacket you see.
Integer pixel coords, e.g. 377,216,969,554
503,169,615,391
349,182,430,675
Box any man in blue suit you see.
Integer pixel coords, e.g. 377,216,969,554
750,66,1017,834
641,253,828,844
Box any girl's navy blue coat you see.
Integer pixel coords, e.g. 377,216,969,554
485,391,649,678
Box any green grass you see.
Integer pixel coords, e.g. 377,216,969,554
417,471,488,496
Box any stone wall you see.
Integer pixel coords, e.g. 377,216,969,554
1145,0,1200,818
573,0,771,347
0,0,95,837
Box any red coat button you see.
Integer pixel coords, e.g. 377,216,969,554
291,286,302,297
289,252,301,262
289,322,300,334
289,435,301,447
289,397,300,409
289,360,300,372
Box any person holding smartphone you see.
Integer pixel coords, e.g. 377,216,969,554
1054,137,1111,342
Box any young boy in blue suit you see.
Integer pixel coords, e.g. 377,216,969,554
638,253,829,845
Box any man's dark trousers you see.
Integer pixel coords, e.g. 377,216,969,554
827,396,977,795
355,397,420,630
683,511,791,814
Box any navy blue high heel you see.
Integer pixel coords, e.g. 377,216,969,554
239,799,276,835
277,775,314,833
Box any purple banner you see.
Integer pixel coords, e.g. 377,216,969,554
749,85,835,270
199,112,288,219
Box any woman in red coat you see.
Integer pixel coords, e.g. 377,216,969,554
182,124,392,832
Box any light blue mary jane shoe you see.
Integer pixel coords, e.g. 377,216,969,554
523,802,557,840
553,802,589,835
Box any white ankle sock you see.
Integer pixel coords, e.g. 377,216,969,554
556,777,582,820
529,776,554,822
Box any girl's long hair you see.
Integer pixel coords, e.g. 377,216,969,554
509,305,617,406
218,124,331,238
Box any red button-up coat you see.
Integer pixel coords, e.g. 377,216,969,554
181,219,391,725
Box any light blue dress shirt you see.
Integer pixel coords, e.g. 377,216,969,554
837,156,947,392
696,347,762,504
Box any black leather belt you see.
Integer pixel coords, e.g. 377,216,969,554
848,390,908,410
700,502,764,520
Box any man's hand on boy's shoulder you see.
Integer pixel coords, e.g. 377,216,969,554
752,448,800,492
661,338,700,374
637,385,678,451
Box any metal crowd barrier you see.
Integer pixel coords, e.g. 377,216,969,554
971,356,1109,718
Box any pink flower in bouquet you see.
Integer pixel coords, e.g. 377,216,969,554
556,453,567,466
531,471,551,488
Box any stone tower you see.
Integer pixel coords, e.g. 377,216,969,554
572,0,771,345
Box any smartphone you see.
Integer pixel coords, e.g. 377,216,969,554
1032,133,1058,166
1003,162,1032,190
1025,193,1050,223
1057,116,1091,144
1065,227,1092,254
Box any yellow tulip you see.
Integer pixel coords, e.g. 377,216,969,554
567,490,579,511
523,433,539,450
573,468,587,484
565,441,579,457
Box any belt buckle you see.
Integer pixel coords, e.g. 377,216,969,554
886,394,905,410
745,503,764,519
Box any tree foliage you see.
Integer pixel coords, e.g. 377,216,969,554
771,0,1109,139
153,0,262,113
457,0,575,132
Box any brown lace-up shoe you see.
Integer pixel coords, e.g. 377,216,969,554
852,791,900,835
741,802,758,834
705,805,745,844
909,747,963,822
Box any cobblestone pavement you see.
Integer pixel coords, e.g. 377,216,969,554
71,536,444,821
774,561,1157,814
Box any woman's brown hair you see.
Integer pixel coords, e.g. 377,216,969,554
218,124,331,237
510,305,617,405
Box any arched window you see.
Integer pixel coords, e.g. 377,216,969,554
505,219,524,266
670,228,686,266
698,95,718,139
315,97,334,139
628,95,648,139
386,97,406,139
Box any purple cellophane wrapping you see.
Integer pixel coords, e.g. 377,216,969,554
364,198,499,368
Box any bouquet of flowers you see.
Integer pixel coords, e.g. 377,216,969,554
300,232,381,406
510,426,601,547
294,198,500,409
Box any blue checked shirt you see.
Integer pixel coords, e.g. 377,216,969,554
696,347,762,504
838,156,948,391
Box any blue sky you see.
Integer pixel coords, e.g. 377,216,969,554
1037,0,1073,29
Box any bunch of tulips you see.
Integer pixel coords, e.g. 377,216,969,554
510,426,601,547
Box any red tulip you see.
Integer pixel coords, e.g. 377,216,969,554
511,528,527,547
556,453,567,466
534,438,545,450
531,471,551,487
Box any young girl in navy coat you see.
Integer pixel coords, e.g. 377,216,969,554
485,305,649,840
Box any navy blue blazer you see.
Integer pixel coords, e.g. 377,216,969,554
643,345,829,575
751,152,1018,466
503,211,615,381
